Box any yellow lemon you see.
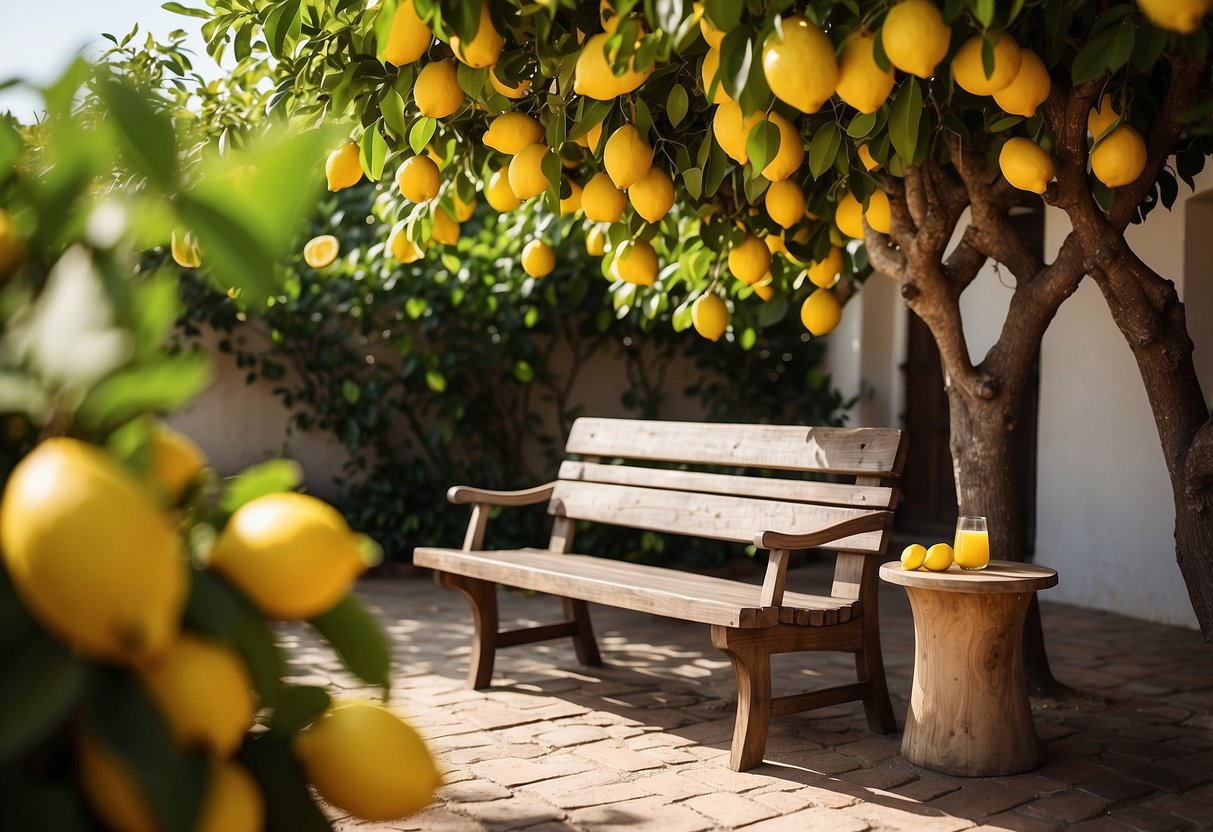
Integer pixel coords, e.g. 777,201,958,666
866,189,892,234
430,207,460,246
765,179,806,229
834,191,865,239
613,239,659,285
171,229,202,269
881,0,951,79
483,112,543,154
560,179,583,215
485,165,521,211
148,424,207,503
857,144,882,171
604,125,653,189
396,155,440,202
507,143,550,200
196,761,265,832
807,246,843,288
1091,124,1147,188
762,15,838,114
207,492,368,620
452,192,476,222
835,32,895,114
728,233,771,286
900,543,927,570
303,234,339,269
1088,94,1120,139
382,0,431,66
924,542,954,571
583,172,627,223
449,3,503,68
325,141,363,192
952,32,1022,96
414,59,463,118
753,276,775,301
628,167,675,223
992,49,1051,118
698,3,726,47
138,633,255,757
800,287,842,335
574,33,652,99
1137,0,1211,32
521,240,556,278
0,438,186,663
765,234,785,255
701,47,729,104
712,99,763,164
761,112,805,181
574,120,604,153
692,293,729,341
490,67,530,98
586,225,608,256
999,137,1054,194
389,226,423,263
0,210,25,276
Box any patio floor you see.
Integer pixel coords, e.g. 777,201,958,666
283,556,1213,831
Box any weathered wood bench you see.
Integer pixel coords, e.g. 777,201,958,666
414,417,907,771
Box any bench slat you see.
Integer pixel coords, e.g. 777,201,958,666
565,418,904,477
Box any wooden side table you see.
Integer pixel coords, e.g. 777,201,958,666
879,560,1058,777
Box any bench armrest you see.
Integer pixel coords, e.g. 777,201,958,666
447,483,557,507
753,511,890,551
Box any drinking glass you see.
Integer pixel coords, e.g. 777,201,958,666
953,515,990,570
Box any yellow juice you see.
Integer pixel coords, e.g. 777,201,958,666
953,528,990,570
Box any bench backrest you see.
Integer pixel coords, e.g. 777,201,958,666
548,418,907,555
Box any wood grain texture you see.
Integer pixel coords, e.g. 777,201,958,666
448,482,556,506
879,560,1058,593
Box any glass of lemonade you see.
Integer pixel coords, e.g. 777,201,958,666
953,515,990,570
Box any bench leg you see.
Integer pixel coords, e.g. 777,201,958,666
711,626,771,772
562,598,603,667
440,574,498,689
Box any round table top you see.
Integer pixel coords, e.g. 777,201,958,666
879,560,1058,593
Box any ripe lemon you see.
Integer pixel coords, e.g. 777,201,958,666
389,226,423,263
521,240,555,278
692,293,729,341
414,60,463,118
325,141,363,192
296,702,441,822
0,210,24,276
1088,95,1120,139
430,207,460,246
574,33,652,100
207,492,368,620
508,143,550,200
999,138,1054,194
452,193,476,222
901,543,927,570
857,144,882,172
449,3,502,68
992,49,1051,118
807,246,843,288
574,121,604,153
701,48,729,104
382,0,431,66
485,165,521,211
138,633,255,757
753,276,775,301
396,155,440,202
583,172,627,223
490,67,530,98
303,234,339,269
728,233,771,286
923,542,953,571
560,179,583,215
834,192,865,239
1138,0,1211,33
835,32,895,114
171,229,202,269
881,0,951,79
765,179,806,229
953,32,1022,96
800,287,842,335
762,16,838,114
1,438,186,663
628,167,674,223
866,189,892,234
712,99,763,164
761,112,804,181
764,233,785,255
483,113,543,154
148,424,207,503
1091,124,1147,188
613,239,658,285
604,125,653,189
586,225,608,256
698,3,726,47
196,761,265,832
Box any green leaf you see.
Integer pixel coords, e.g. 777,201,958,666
341,379,361,404
1071,26,1118,84
746,119,781,176
974,0,995,28
77,351,214,433
309,595,392,691
757,294,788,326
719,28,754,100
264,0,302,59
847,112,877,139
1106,17,1137,73
240,733,334,832
97,78,178,189
271,686,331,736
360,124,388,182
219,458,304,514
514,360,535,383
703,0,741,31
888,78,922,163
682,166,703,199
161,2,211,19
408,116,437,156
380,89,407,139
666,83,689,128
425,370,447,392
808,122,841,179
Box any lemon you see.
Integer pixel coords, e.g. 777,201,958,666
148,424,207,502
835,32,895,114
1138,0,1211,32
521,240,555,278
881,0,951,79
325,141,363,192
483,113,543,154
196,761,264,832
953,32,1022,96
628,167,674,223
701,48,729,104
765,180,805,229
396,155,441,202
583,172,627,223
430,207,460,246
0,210,24,277
923,542,953,571
207,492,367,620
1,438,186,663
171,229,202,269
414,59,463,118
296,702,440,822
834,191,865,239
800,287,842,335
992,49,1051,118
613,239,659,285
900,543,927,570
807,246,843,288
1091,124,1147,188
382,0,431,66
698,3,726,47
138,633,255,757
303,234,339,269
485,165,521,211
452,193,476,222
586,225,608,256
560,179,583,215
712,99,763,164
449,3,502,68
389,226,423,263
728,233,771,286
999,138,1054,194
1088,95,1120,140
857,144,882,172
753,276,775,301
765,233,785,255
490,67,530,98
574,121,604,153
574,33,652,100
507,143,550,200
866,189,892,234
762,15,838,114
692,293,729,341
761,112,805,181
604,125,653,189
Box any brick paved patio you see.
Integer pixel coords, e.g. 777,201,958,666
282,557,1213,831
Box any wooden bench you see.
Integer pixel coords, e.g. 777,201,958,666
413,417,908,771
